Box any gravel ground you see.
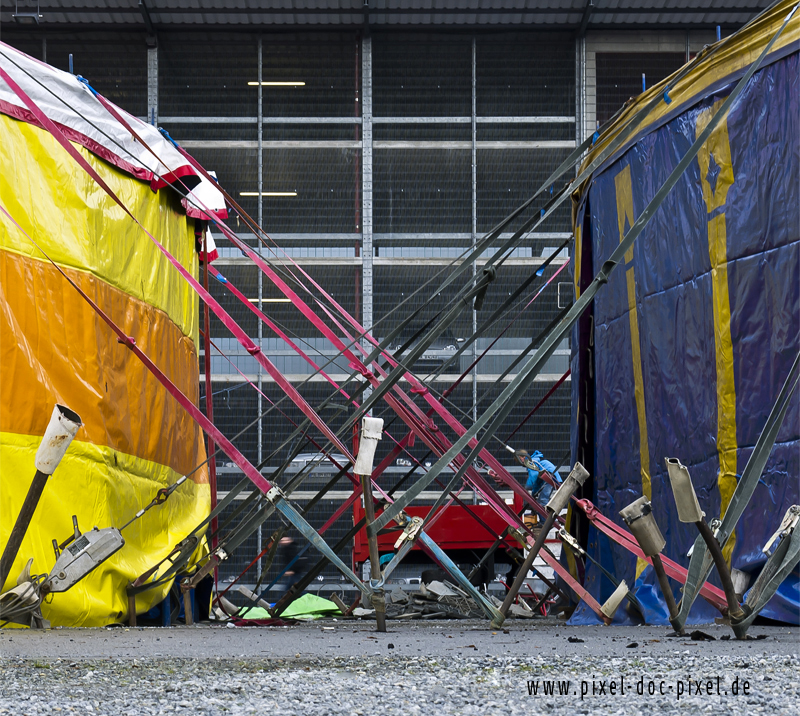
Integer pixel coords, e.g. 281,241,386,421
1,622,798,715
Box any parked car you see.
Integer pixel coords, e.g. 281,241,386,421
291,452,349,466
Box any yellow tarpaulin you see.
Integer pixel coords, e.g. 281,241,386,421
0,111,210,626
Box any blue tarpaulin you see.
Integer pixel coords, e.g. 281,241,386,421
570,33,799,625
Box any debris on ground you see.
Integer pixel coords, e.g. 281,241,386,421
337,582,531,621
690,630,716,641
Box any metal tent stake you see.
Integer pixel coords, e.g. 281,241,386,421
493,510,557,628
360,472,386,632
620,495,681,632
651,554,680,629
0,405,82,591
666,458,744,620
0,470,51,590
492,462,590,629
354,416,387,632
693,519,744,619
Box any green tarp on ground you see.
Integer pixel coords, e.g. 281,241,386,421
239,593,342,621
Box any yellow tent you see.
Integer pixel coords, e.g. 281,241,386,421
0,44,222,626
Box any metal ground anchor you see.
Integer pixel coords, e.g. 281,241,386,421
620,496,682,633
730,505,800,640
492,462,590,629
0,405,82,592
355,416,387,631
666,458,744,621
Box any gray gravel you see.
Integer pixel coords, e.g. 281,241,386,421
1,622,798,715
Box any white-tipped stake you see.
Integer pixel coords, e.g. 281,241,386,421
354,416,384,477
546,462,590,515
34,404,82,475
665,458,704,523
619,496,666,557
600,579,629,620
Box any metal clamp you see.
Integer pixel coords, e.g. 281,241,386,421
763,505,800,555
393,516,423,549
710,518,722,540
508,526,528,548
558,527,586,557
266,486,286,505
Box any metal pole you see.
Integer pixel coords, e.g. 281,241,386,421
694,519,744,619
580,35,588,149
650,553,681,630
257,33,264,579
203,230,218,556
471,35,478,507
361,35,374,365
359,473,386,631
576,35,584,149
1,404,81,591
492,510,557,627
147,44,157,126
0,470,50,590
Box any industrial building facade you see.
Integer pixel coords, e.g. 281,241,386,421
0,3,754,584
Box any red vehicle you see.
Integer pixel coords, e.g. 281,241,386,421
352,489,558,581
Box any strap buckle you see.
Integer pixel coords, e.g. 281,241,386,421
762,505,800,555
393,516,423,549
558,527,585,556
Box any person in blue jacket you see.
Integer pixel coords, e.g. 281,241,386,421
516,449,561,506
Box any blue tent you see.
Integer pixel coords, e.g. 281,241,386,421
569,5,799,625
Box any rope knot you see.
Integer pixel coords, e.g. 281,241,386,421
348,362,375,381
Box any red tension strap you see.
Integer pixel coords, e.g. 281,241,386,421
0,66,357,470
208,264,352,402
448,259,571,398
506,369,571,442
0,204,271,495
575,498,728,611
172,127,557,518
85,80,607,616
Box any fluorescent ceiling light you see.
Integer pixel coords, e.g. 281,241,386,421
248,298,292,303
248,81,305,86
13,12,41,23
240,191,297,197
